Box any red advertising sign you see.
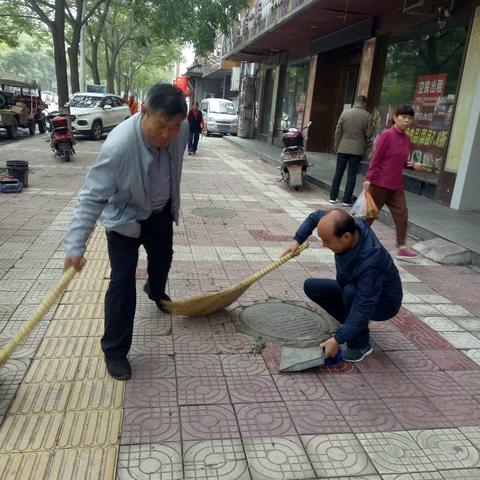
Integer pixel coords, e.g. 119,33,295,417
413,73,447,126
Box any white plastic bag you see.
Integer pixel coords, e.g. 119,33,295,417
350,190,368,219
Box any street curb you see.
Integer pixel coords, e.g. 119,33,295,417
223,136,479,266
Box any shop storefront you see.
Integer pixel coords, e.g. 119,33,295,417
372,17,470,199
280,61,309,131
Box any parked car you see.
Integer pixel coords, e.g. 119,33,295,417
200,98,238,136
69,92,131,140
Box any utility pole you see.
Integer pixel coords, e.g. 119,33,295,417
79,0,86,91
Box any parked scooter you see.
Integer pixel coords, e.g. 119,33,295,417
278,120,312,191
46,111,75,162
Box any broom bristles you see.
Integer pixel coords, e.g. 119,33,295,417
163,241,310,317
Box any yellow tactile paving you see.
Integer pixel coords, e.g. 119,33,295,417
0,226,124,478
24,357,80,384
9,383,72,415
68,380,124,410
49,447,117,480
0,451,51,479
57,410,122,448
45,318,103,337
0,413,63,452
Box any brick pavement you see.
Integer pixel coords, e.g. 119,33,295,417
0,134,480,478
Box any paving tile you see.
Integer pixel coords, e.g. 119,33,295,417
68,380,124,410
0,412,63,452
357,431,434,474
453,317,480,331
434,304,473,317
124,378,176,409
76,356,109,381
285,399,350,435
9,303,54,322
226,375,282,403
130,335,174,355
261,342,282,374
385,350,439,372
421,316,464,332
447,370,480,394
0,451,51,478
460,426,480,449
129,354,176,379
45,318,103,337
178,376,229,405
121,407,180,444
0,358,30,384
465,349,480,367
235,402,296,437
405,371,467,396
132,315,171,336
437,331,480,349
58,409,122,448
430,395,480,427
387,397,451,430
382,472,443,479
411,428,480,469
24,357,80,383
36,336,95,358
214,334,256,354
180,404,241,440
183,439,251,480
0,382,19,414
363,373,419,398
354,350,401,373
404,304,441,316
9,382,72,414
439,469,480,479
371,332,418,351
321,374,378,400
221,353,269,376
175,353,223,377
243,436,315,480
301,433,377,478
316,361,360,375
273,373,330,401
423,349,480,371
172,316,213,335
336,398,403,433
49,446,117,480
0,304,15,323
173,334,218,354
0,337,40,358
1,320,48,340
117,443,183,480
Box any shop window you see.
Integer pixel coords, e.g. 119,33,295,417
280,62,309,132
375,24,468,178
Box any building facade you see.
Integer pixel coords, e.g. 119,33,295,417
223,0,480,211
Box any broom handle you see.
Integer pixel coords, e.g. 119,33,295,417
0,266,77,366
238,241,310,288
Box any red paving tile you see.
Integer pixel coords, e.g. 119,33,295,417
430,395,480,427
405,371,467,397
336,398,403,433
129,355,176,379
273,373,330,401
447,371,480,394
226,375,282,403
354,350,401,373
363,373,419,398
124,378,177,409
175,353,223,377
385,350,440,372
424,349,480,371
235,402,297,437
370,331,418,351
177,376,229,405
220,354,270,376
321,374,379,400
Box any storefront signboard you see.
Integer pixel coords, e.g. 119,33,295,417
358,38,376,97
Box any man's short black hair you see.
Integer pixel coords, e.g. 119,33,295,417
330,209,357,238
145,83,187,119
394,104,415,117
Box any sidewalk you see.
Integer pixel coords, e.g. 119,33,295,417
224,136,480,263
1,134,480,479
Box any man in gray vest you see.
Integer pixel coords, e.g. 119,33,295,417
330,95,374,206
63,83,188,380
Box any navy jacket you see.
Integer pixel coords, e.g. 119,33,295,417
294,210,403,344
187,110,203,133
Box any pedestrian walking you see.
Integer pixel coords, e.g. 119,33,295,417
187,101,205,155
283,208,402,363
128,95,138,116
63,83,188,380
364,104,428,258
330,95,374,206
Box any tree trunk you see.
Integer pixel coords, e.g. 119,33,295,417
89,37,101,85
68,26,81,93
52,0,69,108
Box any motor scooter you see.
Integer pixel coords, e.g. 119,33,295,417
277,120,312,191
46,111,75,162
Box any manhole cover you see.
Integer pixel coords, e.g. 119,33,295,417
232,300,338,344
192,207,237,219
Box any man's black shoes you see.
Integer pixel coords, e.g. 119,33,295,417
105,357,131,380
143,283,171,313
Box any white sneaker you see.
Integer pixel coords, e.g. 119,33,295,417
328,199,338,204
342,202,353,207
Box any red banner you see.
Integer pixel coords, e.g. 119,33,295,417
413,73,447,126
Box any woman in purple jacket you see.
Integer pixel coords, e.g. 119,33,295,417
364,105,427,258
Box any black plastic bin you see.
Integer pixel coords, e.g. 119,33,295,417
6,160,29,187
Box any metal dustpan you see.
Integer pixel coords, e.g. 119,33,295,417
279,345,325,373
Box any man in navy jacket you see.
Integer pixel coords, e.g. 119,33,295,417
284,208,402,362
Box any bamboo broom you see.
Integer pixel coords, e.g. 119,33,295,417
163,241,310,317
0,266,78,367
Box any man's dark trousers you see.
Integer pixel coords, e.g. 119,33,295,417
304,278,399,348
101,208,173,359
330,153,362,204
188,130,200,153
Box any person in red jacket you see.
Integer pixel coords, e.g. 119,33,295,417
364,105,428,258
186,101,205,155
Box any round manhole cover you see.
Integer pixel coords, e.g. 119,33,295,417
192,207,237,219
233,300,338,343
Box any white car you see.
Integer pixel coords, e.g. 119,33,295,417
69,92,131,140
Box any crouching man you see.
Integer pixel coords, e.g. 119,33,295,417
283,209,402,363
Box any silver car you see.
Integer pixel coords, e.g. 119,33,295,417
200,98,238,136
